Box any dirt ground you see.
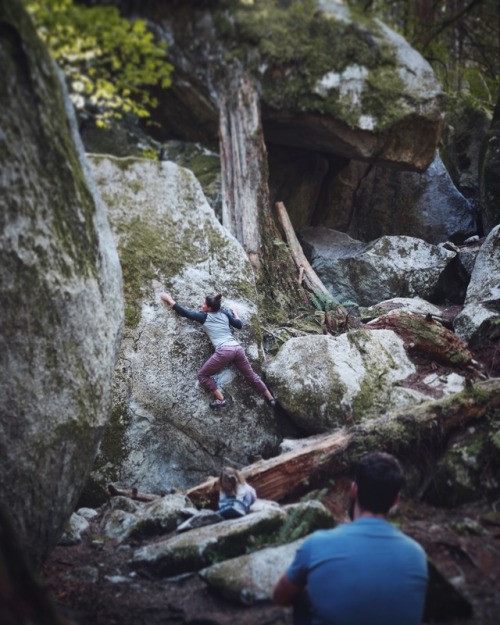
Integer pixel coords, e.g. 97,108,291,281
42,491,500,625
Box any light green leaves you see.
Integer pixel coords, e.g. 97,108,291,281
24,0,173,126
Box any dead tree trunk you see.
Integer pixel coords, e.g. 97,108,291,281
218,67,306,323
275,201,348,333
219,73,264,274
187,378,500,507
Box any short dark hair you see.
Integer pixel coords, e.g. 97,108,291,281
355,452,404,514
205,293,222,311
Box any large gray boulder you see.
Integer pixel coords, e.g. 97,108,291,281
266,324,470,435
199,538,305,605
319,153,475,244
0,1,123,567
87,155,292,496
454,225,500,342
300,229,456,307
265,330,422,433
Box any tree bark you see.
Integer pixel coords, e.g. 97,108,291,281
218,66,307,323
274,201,332,300
367,310,474,368
219,72,264,273
186,378,500,507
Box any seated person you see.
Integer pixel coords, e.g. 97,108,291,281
218,466,256,519
273,451,429,625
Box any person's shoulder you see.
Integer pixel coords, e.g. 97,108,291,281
302,526,342,546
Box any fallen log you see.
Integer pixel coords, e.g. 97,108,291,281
274,201,332,300
186,378,500,507
107,484,161,503
367,310,475,369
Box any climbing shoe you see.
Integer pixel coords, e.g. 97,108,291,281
209,399,227,409
266,397,277,408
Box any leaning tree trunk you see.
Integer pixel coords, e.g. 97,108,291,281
218,67,306,323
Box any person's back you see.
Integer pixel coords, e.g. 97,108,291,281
273,452,429,625
292,518,427,625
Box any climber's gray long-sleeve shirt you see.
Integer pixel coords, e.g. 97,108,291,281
172,303,242,349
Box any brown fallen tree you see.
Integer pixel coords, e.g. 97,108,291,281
274,201,349,334
107,484,161,503
186,378,500,508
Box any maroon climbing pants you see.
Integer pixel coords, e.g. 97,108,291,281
198,345,267,394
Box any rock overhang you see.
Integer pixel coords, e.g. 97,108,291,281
224,0,445,169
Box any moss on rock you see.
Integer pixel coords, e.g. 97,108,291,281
220,0,407,130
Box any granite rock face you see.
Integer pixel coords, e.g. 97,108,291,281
454,224,500,342
87,155,294,497
300,229,456,307
0,0,123,567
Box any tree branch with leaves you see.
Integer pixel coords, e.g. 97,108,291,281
24,0,173,127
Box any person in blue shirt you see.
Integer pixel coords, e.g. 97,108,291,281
273,451,428,625
161,291,276,409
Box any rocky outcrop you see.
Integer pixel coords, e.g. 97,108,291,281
423,424,500,507
300,229,456,307
130,499,334,577
454,224,500,342
135,0,444,171
102,493,192,543
272,152,475,244
265,330,423,433
331,154,473,243
0,0,123,568
86,155,297,498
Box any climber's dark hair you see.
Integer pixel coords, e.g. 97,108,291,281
355,452,404,514
206,293,222,312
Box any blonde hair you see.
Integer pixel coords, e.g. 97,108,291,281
218,466,245,498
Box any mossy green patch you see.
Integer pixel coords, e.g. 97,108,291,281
217,0,403,129
2,0,100,280
118,215,188,328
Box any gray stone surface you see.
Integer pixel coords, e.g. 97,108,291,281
320,154,475,244
0,0,123,567
88,155,291,495
454,225,500,341
265,330,422,433
300,229,456,307
145,1,444,171
199,539,305,605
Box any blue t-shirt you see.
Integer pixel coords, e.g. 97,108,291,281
287,518,428,625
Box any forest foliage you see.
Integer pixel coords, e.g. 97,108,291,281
346,0,500,114
23,0,173,126
23,0,499,124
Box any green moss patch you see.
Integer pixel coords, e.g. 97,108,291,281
218,0,403,129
